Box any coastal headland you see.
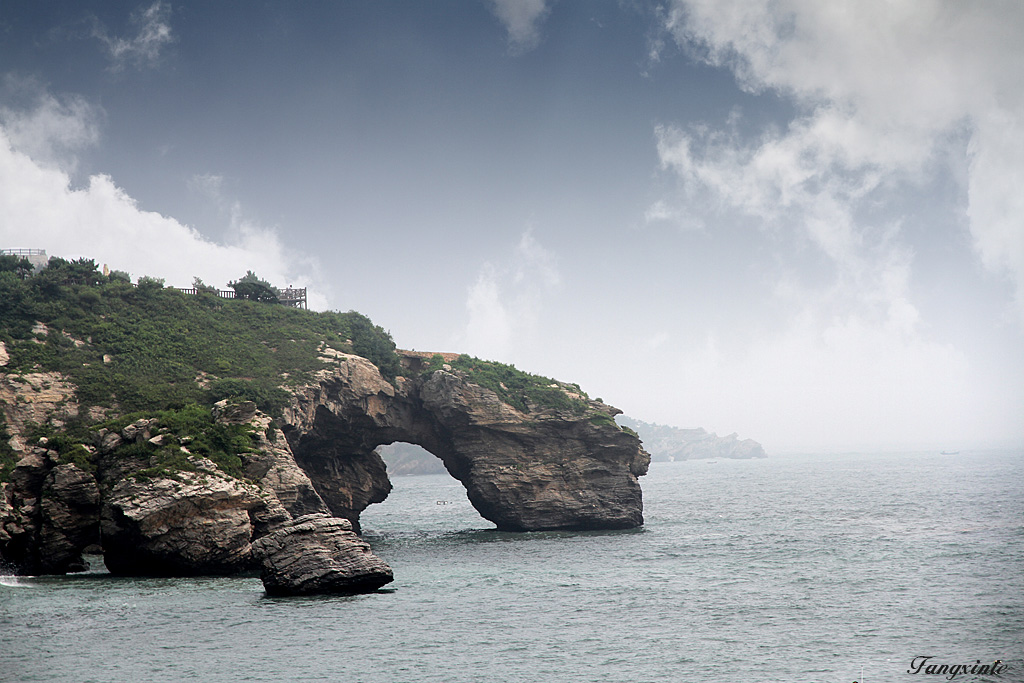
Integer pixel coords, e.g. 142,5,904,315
0,255,649,591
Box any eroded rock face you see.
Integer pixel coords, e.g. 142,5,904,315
252,513,393,595
1,403,332,576
39,463,101,573
0,450,100,574
284,353,650,532
100,464,266,576
0,371,79,454
93,403,326,576
227,402,331,521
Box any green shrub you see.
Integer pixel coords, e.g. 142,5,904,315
0,418,18,483
99,404,257,480
426,354,589,414
588,413,617,428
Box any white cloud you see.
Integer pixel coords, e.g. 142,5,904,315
187,172,225,202
637,0,1024,448
967,106,1024,310
488,0,550,53
93,2,174,72
465,263,514,358
0,92,328,309
683,308,977,451
0,80,100,172
461,229,560,360
659,0,1024,322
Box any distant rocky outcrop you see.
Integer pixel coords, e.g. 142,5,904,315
616,416,766,461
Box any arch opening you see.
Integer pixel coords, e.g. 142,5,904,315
360,442,491,534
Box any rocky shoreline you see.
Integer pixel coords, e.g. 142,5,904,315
1,352,649,594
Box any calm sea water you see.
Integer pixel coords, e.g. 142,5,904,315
2,450,1022,683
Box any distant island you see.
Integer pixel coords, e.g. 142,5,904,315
381,417,767,473
380,441,449,476
615,416,766,461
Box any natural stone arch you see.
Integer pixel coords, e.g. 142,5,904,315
282,354,649,533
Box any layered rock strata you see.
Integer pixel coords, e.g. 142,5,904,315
99,463,268,576
1,402,326,578
252,513,393,595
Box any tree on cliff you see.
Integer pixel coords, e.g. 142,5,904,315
0,254,33,280
228,271,279,303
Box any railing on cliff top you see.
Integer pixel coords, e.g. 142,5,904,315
172,286,307,309
0,248,47,256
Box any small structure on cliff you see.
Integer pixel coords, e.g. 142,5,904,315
0,248,48,271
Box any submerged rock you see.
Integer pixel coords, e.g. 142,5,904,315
251,513,393,596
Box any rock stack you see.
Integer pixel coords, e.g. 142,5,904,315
252,514,393,595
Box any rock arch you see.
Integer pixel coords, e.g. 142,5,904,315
282,354,650,532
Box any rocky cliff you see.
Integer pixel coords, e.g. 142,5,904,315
0,262,649,589
1,352,649,579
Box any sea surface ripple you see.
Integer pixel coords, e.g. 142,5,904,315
2,450,1021,682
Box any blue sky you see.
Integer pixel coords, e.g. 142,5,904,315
1,1,1022,451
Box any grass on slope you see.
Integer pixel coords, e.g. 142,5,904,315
419,353,591,414
0,256,402,420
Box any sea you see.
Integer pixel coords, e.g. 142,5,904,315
2,450,1022,683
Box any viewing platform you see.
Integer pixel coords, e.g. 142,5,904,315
0,248,49,269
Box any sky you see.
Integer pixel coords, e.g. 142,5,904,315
1,1,1022,453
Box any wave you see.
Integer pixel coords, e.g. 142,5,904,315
0,574,36,588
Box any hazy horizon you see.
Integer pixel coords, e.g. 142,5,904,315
2,1,1022,453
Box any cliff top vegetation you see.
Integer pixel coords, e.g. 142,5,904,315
0,254,610,481
418,353,591,415
0,254,399,411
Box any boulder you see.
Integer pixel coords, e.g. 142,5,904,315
212,399,258,425
252,513,393,596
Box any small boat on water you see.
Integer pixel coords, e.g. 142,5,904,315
940,450,960,455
